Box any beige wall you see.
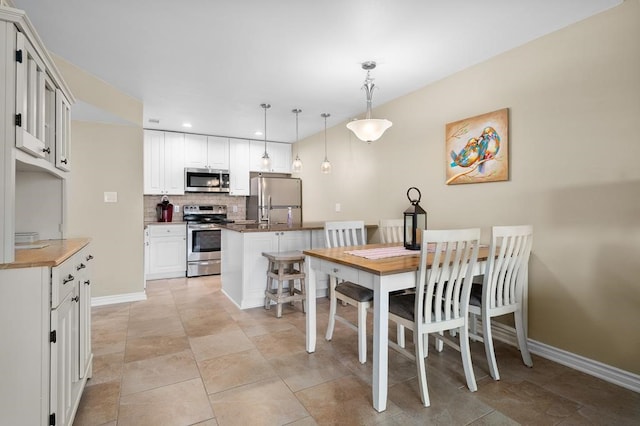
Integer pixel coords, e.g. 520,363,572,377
295,1,640,374
53,56,145,299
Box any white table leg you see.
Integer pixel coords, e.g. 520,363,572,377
372,276,388,412
305,255,317,353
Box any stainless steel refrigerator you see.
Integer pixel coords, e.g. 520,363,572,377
246,176,302,224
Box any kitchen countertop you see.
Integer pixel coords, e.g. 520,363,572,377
1,238,91,269
144,221,187,227
220,222,325,233
220,222,378,233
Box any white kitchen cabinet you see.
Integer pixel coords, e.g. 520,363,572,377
15,31,47,159
42,74,56,164
1,7,76,263
55,89,71,171
229,139,250,196
76,250,93,377
50,285,79,426
249,140,292,173
184,134,229,170
143,130,185,195
221,228,314,309
0,241,93,426
146,223,186,280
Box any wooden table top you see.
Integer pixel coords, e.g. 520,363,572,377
1,238,91,270
303,243,489,276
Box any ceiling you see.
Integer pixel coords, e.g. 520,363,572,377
13,0,622,143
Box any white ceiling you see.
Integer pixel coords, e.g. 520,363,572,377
14,0,622,143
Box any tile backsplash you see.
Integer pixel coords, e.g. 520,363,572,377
144,194,246,223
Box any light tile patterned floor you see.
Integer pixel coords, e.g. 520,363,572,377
73,275,640,425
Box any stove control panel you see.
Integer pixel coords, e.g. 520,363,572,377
183,205,227,215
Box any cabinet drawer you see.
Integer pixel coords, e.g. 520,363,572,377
51,253,77,308
148,224,186,237
320,261,359,283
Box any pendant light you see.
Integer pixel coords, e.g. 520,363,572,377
346,61,392,142
291,108,303,172
320,113,332,174
260,103,271,171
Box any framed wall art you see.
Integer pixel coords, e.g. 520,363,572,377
445,108,509,185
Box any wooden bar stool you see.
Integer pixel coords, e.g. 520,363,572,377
262,251,306,318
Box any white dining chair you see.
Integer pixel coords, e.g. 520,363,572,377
378,218,412,348
468,225,534,380
324,220,372,364
378,218,404,244
388,228,480,407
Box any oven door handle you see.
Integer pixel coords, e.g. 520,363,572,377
188,224,221,230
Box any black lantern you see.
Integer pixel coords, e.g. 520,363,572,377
404,187,427,250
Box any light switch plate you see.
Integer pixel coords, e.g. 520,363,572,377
104,191,118,203
335,203,341,212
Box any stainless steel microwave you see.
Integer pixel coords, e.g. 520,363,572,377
185,168,230,193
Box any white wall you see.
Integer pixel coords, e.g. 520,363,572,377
53,55,145,299
295,0,640,374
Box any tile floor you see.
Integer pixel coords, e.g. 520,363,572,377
74,276,639,425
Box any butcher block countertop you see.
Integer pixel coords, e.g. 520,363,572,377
0,238,91,270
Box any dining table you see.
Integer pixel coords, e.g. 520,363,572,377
302,242,490,412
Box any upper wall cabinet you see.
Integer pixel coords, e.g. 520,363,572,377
229,139,250,196
2,6,76,263
144,130,185,195
184,134,229,170
15,32,47,159
14,31,73,172
55,89,71,171
249,141,291,173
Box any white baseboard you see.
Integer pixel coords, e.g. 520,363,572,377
490,322,640,394
91,292,147,307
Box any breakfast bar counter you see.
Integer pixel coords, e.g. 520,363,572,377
220,224,328,309
219,221,325,233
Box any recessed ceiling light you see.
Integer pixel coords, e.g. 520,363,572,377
254,130,263,136
183,122,192,128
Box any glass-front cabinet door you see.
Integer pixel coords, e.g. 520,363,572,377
15,31,47,158
55,89,71,171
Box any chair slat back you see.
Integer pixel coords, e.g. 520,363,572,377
379,219,404,244
415,228,480,326
484,225,533,309
324,221,366,248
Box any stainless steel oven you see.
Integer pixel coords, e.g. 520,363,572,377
184,205,229,277
187,223,221,277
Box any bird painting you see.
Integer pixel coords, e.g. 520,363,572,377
477,126,501,173
450,137,480,168
445,108,509,185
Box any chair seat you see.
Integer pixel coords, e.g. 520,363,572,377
389,293,415,321
335,281,373,302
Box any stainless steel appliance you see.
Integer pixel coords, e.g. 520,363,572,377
184,204,232,277
185,168,230,193
246,176,302,224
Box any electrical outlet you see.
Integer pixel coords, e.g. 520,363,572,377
335,203,341,212
174,204,180,213
232,205,238,213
